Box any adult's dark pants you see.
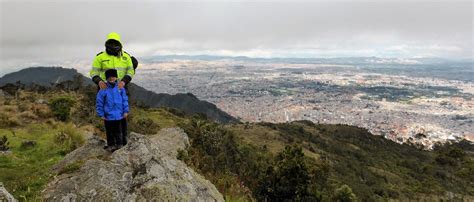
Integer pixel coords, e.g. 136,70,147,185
121,118,128,145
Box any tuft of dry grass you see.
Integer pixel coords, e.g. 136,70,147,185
54,123,85,154
1,105,17,113
31,103,52,119
0,113,21,127
18,111,38,121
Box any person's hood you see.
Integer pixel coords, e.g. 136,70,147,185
106,32,121,44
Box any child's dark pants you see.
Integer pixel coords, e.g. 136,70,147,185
104,118,128,147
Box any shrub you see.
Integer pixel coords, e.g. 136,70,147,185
177,149,188,161
73,87,98,125
166,107,186,117
334,184,357,202
256,145,315,201
49,96,75,121
54,123,85,154
0,135,9,151
130,117,160,135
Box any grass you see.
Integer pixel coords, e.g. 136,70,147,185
0,123,69,199
0,90,190,200
226,123,320,160
57,160,85,175
131,107,185,129
0,105,86,200
0,91,187,199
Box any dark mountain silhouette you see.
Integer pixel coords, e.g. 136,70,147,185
0,67,93,87
0,67,237,123
127,84,236,123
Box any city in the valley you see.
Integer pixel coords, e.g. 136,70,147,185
130,56,473,149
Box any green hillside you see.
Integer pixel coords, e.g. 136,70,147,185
0,87,472,201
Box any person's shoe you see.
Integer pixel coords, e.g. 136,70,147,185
105,145,115,152
111,145,123,152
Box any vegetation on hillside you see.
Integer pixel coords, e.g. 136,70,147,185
176,117,474,200
0,86,472,201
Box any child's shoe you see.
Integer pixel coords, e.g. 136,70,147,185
111,145,123,152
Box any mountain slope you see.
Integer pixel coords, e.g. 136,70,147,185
178,118,474,200
0,67,237,123
0,87,472,200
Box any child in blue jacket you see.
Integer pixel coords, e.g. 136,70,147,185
96,69,129,152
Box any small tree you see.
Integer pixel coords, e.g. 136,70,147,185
257,145,313,201
49,96,75,121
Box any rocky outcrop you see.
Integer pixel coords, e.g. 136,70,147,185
0,182,16,202
42,128,224,201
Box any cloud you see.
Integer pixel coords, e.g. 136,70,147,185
0,0,472,72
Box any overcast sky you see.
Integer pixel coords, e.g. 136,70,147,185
0,0,472,74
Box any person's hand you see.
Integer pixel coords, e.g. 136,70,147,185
101,117,107,120
123,113,128,118
118,81,125,89
99,80,107,89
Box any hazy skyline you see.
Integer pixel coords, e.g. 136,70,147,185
0,0,472,74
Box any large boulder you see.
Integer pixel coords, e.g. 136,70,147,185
42,128,224,201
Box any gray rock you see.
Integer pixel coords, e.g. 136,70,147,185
42,128,224,201
35,99,48,104
0,182,17,202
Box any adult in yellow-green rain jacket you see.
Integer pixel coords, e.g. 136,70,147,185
90,32,135,90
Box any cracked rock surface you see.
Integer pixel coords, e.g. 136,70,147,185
42,128,224,201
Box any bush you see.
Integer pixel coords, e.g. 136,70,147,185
54,123,85,154
49,96,75,121
256,145,316,201
73,87,98,125
0,135,9,151
334,184,357,202
130,117,160,135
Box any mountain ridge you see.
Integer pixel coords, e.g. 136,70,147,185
0,66,237,123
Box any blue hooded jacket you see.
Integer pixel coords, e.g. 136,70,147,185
96,82,129,120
